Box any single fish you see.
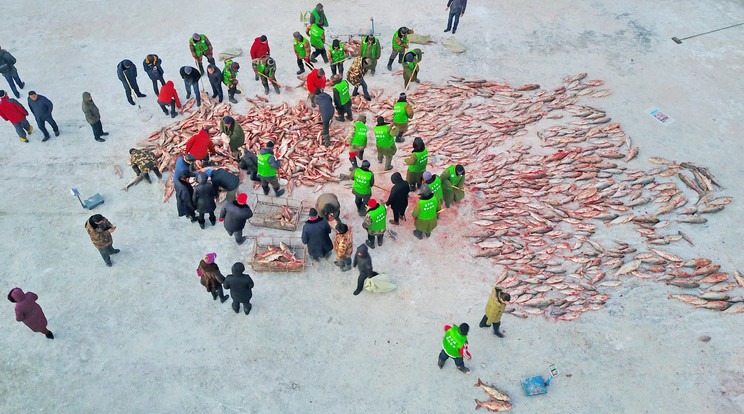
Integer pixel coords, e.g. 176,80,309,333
474,399,513,412
474,378,511,402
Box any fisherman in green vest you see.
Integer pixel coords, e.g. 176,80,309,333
331,74,352,122
223,60,240,104
189,33,216,75
352,160,374,216
329,39,346,77
441,164,465,208
404,137,428,191
310,3,329,28
362,198,387,248
393,93,414,143
412,184,438,239
374,115,398,171
293,32,312,75
359,35,381,75
387,27,412,71
344,114,368,171
306,21,328,64
423,171,443,209
256,141,286,197
438,323,471,374
402,48,423,88
252,56,280,95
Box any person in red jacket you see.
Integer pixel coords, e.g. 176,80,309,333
157,80,181,118
185,128,216,163
0,89,32,142
250,35,271,81
306,68,326,107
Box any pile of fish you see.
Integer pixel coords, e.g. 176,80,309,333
252,242,304,271
266,205,300,229
474,379,512,412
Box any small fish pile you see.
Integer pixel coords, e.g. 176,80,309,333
252,242,304,271
340,38,361,57
474,379,512,412
267,205,299,228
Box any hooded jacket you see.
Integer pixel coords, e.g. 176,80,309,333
157,81,181,107
81,92,100,124
301,216,333,259
332,221,354,261
198,260,224,292
386,172,410,212
315,193,340,221
306,69,327,93
185,129,216,160
223,263,255,303
352,244,374,278
209,168,239,191
0,95,28,123
192,172,216,213
27,94,53,121
250,37,271,59
220,200,254,233
174,176,196,217
10,289,48,333
116,59,138,83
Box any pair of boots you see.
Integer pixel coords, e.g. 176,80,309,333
479,316,505,337
198,214,217,229
349,157,358,171
437,355,471,374
262,185,285,197
264,84,281,94
365,234,384,249
228,89,238,104
211,288,229,303
334,257,352,272
233,301,252,315
395,131,405,143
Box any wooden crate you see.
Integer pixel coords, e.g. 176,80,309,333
248,236,307,273
249,194,303,231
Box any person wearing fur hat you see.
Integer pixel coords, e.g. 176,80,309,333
331,74,352,122
329,39,345,76
330,219,353,271
374,115,398,171
192,172,217,229
440,164,466,208
205,167,239,202
197,253,229,303
7,288,53,339
189,33,215,75
412,184,438,239
352,244,377,295
206,64,223,103
362,198,387,248
479,286,511,337
257,141,286,197
129,148,162,183
386,172,410,225
301,208,333,261
352,160,374,216
223,262,255,315
219,192,253,244
85,214,119,267
393,93,414,143
219,115,245,159
0,89,32,142
345,114,368,171
405,137,428,191
423,171,443,208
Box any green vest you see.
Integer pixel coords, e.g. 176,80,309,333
447,165,463,187
393,102,408,124
334,80,350,105
190,35,209,57
361,38,379,57
351,122,368,146
257,152,277,177
294,38,308,58
418,197,437,220
367,205,387,232
408,148,428,173
429,175,443,201
406,58,417,71
311,9,326,27
309,24,325,49
257,61,274,78
353,169,372,195
392,33,409,50
374,125,394,148
330,45,345,63
223,60,235,85
442,325,466,358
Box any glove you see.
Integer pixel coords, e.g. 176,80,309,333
218,217,224,222
196,269,203,276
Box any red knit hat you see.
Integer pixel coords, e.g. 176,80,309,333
368,198,377,208
237,193,248,205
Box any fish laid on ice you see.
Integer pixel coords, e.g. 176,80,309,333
474,379,511,402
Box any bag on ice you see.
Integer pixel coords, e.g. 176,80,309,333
218,48,243,62
441,36,466,53
364,273,397,293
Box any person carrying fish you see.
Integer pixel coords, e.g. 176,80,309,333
116,59,146,106
346,56,372,101
479,286,511,338
219,116,245,159
387,27,411,71
358,35,381,75
27,91,59,141
129,148,162,184
310,3,328,28
256,141,286,197
223,60,241,104
423,171,443,209
315,89,335,146
352,244,377,296
156,80,181,118
205,168,239,202
218,193,253,245
301,208,333,261
362,198,387,248
252,56,280,95
292,32,312,75
222,262,254,315
180,66,202,107
85,214,120,267
374,115,398,171
331,74,352,122
174,170,197,223
238,148,259,182
250,35,271,81
306,20,328,64
345,114,368,171
306,68,326,107
385,172,410,225
185,128,216,164
402,49,423,87
189,33,216,75
329,218,353,272
7,288,54,340
0,89,32,142
440,164,465,208
438,322,471,374
412,184,437,239
192,172,217,229
405,137,428,191
315,193,341,222
142,54,165,95
197,252,229,303
329,39,345,76
352,160,374,216
206,64,223,103
393,93,414,142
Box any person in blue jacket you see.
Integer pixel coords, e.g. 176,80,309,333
173,154,195,184
117,59,146,105
142,54,165,95
27,91,58,141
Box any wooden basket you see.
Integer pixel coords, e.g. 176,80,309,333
249,194,303,231
248,236,307,273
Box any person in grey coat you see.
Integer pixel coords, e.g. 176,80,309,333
192,172,217,229
116,59,146,105
0,47,24,98
27,91,58,141
219,193,254,245
223,262,255,315
205,168,240,202
314,88,335,146
82,92,108,142
301,208,333,261
444,0,467,34
352,244,377,295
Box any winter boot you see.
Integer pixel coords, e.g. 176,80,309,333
127,96,136,106
228,90,238,104
264,85,270,95
389,219,399,225
297,68,304,75
323,134,331,147
387,58,394,71
262,185,270,195
438,357,446,369
365,236,375,249
334,260,343,267
244,303,252,315
142,173,152,184
273,84,281,94
493,322,505,338
413,230,424,240
395,131,405,143
220,293,230,303
377,235,384,246
209,215,217,226
45,331,54,339
349,157,358,171
171,109,177,118
458,365,471,374
274,187,285,197
198,218,206,229
479,315,489,328
409,183,416,192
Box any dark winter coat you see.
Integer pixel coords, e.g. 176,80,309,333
26,94,53,121
180,66,201,84
142,55,164,80
315,91,335,121
352,244,374,278
207,65,222,86
223,262,254,303
386,172,410,212
174,177,196,217
447,0,467,14
209,168,239,191
172,156,193,183
85,216,113,249
0,96,28,124
116,59,138,84
192,173,216,214
81,92,100,124
0,49,17,76
220,201,254,233
301,216,333,259
239,150,258,172
10,289,47,333
198,260,224,292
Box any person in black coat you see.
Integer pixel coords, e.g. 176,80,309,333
27,91,59,141
174,171,197,222
142,54,165,95
206,64,223,103
314,88,335,146
238,148,259,182
206,168,240,202
180,66,202,107
385,172,410,225
352,244,377,295
219,193,253,244
192,172,217,229
223,262,255,315
301,208,333,261
116,59,146,105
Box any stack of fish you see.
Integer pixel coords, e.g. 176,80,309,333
252,242,303,271
474,378,512,412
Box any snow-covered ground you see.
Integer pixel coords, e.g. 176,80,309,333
2,1,743,412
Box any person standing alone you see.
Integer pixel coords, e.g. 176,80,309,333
85,214,119,267
444,0,468,34
82,92,108,142
479,287,510,337
438,323,471,373
7,288,54,339
116,59,146,105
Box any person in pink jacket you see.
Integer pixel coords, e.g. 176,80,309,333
7,288,54,339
